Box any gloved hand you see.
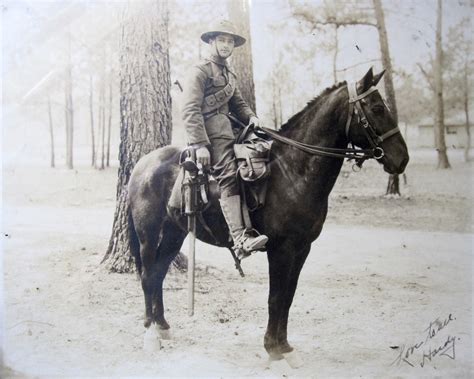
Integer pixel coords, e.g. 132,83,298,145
249,116,262,128
195,146,210,167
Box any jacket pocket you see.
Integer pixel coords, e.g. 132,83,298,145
215,90,225,102
204,95,216,107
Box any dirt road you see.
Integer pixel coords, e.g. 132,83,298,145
2,151,472,378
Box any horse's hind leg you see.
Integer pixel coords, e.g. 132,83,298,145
151,219,186,336
137,220,161,330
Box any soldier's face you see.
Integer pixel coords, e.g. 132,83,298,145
213,34,235,58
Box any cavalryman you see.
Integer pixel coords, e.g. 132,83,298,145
181,20,268,257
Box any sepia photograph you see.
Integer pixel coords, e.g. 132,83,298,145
1,0,472,377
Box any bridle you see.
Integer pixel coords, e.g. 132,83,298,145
257,82,401,169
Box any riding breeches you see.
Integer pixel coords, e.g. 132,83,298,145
206,114,239,198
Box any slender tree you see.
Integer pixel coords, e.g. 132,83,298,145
102,0,172,272
434,0,450,168
292,0,408,194
106,70,113,167
47,95,55,168
373,0,402,195
444,17,472,162
89,75,96,167
65,30,74,169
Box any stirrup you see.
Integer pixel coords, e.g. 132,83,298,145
233,230,268,260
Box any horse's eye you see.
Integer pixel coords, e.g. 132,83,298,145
372,105,384,114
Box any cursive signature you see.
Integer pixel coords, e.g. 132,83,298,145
391,313,458,368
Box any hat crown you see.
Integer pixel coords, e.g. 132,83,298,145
201,19,246,47
211,19,238,35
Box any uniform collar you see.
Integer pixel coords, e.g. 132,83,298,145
206,54,235,75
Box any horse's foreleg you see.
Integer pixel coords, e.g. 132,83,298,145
264,248,293,359
264,243,311,363
276,245,310,368
277,245,311,348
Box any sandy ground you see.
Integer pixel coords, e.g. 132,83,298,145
1,149,473,378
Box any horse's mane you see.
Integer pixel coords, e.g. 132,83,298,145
279,81,347,133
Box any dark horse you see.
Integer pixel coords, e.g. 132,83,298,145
128,68,409,363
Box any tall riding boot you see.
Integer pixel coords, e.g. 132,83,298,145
219,195,268,258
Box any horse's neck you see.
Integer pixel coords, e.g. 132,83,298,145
275,89,348,200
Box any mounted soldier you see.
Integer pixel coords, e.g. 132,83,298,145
181,20,268,258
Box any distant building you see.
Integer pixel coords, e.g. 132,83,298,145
417,120,473,148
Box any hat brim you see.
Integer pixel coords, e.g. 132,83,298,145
201,31,246,47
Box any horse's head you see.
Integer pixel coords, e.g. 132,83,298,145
347,68,409,174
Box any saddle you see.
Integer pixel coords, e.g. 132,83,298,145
233,124,273,211
168,125,273,215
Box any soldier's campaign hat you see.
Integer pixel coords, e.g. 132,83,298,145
200,20,246,47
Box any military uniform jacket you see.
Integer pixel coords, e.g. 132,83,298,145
182,55,256,146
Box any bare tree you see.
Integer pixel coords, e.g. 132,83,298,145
291,0,376,80
292,0,407,194
102,0,172,272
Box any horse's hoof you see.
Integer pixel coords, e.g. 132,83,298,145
267,351,284,361
156,325,172,340
143,326,161,352
282,350,303,369
267,355,291,373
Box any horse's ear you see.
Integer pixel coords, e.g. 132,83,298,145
372,70,386,87
360,67,374,91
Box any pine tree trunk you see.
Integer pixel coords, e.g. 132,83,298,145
102,0,172,272
47,96,55,168
434,0,451,169
227,0,257,112
90,75,96,167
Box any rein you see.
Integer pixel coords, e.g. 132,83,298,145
257,82,400,167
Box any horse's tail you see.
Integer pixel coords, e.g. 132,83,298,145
128,205,142,275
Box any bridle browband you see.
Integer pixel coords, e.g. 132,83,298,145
257,82,401,169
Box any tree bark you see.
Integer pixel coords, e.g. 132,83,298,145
373,0,398,122
434,0,451,168
89,75,96,167
102,0,172,272
47,96,55,168
227,0,257,112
